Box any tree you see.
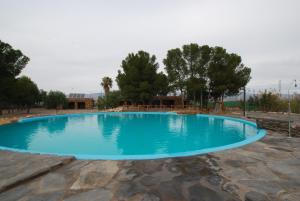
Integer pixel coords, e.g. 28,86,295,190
0,40,29,79
186,76,207,105
97,90,122,109
207,47,251,104
164,44,251,110
101,77,113,96
164,45,212,106
0,40,30,114
183,44,211,104
163,48,187,105
12,76,39,113
182,43,201,78
45,91,67,110
116,51,168,104
155,72,169,96
38,89,48,107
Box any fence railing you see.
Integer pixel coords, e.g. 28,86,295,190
121,105,210,112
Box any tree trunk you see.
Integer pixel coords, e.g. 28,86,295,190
193,91,196,104
27,107,30,114
180,90,185,108
221,95,225,112
214,101,221,113
200,89,203,109
214,95,225,113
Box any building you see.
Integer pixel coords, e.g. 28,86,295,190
122,96,186,106
151,96,186,106
67,93,94,109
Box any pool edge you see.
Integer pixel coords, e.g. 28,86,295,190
0,112,266,160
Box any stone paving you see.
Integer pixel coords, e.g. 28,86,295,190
0,130,299,201
246,111,300,122
0,151,74,193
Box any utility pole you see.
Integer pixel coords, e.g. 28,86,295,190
278,80,282,97
288,80,297,138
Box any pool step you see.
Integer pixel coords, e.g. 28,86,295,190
0,151,75,193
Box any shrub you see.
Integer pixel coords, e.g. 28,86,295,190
45,91,67,109
247,90,296,112
97,91,122,110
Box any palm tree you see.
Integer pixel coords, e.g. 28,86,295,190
101,77,113,96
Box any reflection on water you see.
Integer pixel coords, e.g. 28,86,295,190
39,117,69,134
0,113,256,156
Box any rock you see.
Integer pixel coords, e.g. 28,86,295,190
0,185,32,201
0,184,64,201
117,169,138,182
206,175,223,186
256,118,300,137
126,193,160,201
223,183,240,199
123,161,134,168
70,161,119,190
245,191,270,201
27,191,64,201
224,160,244,168
134,160,164,174
141,193,160,201
156,181,184,201
168,165,180,173
37,173,66,193
117,182,146,199
240,180,282,195
0,151,74,193
140,176,158,187
64,188,112,201
280,192,300,201
188,184,224,201
267,159,300,181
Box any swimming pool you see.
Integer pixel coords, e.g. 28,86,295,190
0,112,265,160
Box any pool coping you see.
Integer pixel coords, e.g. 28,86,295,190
0,112,266,160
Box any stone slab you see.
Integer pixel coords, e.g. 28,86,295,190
0,151,74,193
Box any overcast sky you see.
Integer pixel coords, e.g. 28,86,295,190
1,0,299,94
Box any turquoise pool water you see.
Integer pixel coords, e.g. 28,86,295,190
0,112,265,160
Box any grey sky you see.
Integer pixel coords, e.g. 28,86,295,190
1,0,299,94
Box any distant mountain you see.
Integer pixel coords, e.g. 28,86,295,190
86,93,104,101
224,93,298,101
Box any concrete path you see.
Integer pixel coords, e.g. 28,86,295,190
0,131,299,201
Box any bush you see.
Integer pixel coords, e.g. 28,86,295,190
247,90,293,112
97,91,122,110
12,76,40,113
45,91,67,109
291,96,300,113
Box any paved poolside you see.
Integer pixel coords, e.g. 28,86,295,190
0,129,299,201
